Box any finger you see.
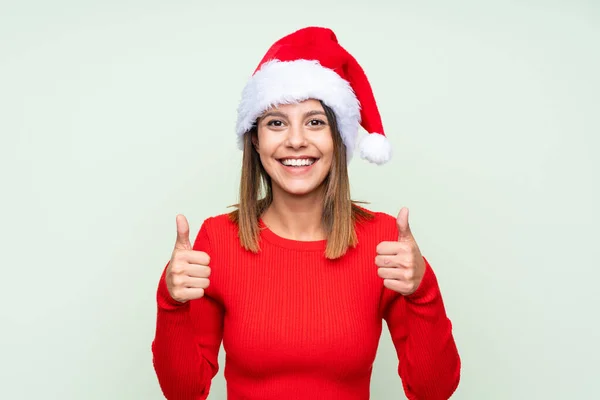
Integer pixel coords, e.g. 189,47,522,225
186,264,211,279
175,214,192,250
375,254,402,268
376,253,414,268
396,207,413,242
171,273,206,289
376,241,402,255
383,278,412,294
175,288,205,301
377,267,405,280
177,250,210,266
183,276,210,289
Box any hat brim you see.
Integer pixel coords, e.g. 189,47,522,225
236,59,361,161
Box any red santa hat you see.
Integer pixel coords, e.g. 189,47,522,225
236,26,392,165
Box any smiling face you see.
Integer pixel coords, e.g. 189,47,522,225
252,99,334,198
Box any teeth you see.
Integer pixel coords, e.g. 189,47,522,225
281,158,315,167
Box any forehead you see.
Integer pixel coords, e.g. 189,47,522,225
263,99,324,114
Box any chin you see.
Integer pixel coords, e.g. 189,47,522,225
275,180,325,197
282,185,321,196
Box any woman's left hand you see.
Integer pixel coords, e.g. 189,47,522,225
375,207,426,296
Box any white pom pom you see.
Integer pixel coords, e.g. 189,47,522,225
358,133,392,165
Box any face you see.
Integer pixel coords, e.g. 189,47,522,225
253,99,334,197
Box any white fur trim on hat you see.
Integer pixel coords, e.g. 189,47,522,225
358,133,392,165
236,59,361,160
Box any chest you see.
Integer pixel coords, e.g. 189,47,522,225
213,248,384,377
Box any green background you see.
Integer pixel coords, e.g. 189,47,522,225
1,0,598,398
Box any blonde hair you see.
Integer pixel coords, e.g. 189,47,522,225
228,101,373,259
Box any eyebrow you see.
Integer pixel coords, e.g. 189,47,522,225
261,110,326,120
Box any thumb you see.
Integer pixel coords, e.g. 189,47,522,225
174,214,192,250
396,207,413,242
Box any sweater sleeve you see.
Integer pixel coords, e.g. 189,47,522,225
151,219,224,400
381,257,461,400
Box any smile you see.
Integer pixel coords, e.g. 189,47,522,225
279,158,317,167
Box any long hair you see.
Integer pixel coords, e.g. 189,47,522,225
228,101,373,259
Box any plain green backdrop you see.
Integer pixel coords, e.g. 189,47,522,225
1,0,599,399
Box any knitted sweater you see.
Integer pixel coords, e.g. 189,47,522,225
152,211,460,399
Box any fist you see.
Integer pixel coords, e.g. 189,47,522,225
376,207,425,296
166,214,211,303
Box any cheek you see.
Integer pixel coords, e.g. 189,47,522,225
319,143,334,170
315,134,334,159
255,133,280,158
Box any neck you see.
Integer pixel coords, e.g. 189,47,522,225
262,185,326,241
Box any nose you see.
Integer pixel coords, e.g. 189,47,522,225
284,124,308,149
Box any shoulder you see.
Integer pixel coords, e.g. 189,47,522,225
353,204,398,240
200,212,238,235
354,204,397,228
192,212,239,247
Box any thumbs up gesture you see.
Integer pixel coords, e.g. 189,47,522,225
376,208,426,296
166,215,211,303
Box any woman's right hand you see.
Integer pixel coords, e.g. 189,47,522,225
166,214,211,303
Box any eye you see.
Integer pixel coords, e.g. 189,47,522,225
266,120,284,127
308,119,326,126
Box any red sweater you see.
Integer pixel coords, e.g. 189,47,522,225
152,211,460,399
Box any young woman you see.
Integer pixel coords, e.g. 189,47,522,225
152,27,461,400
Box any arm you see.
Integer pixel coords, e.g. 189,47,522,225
152,221,224,400
381,257,460,399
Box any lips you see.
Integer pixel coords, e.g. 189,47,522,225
278,157,317,167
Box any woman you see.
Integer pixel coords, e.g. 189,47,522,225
152,27,460,400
